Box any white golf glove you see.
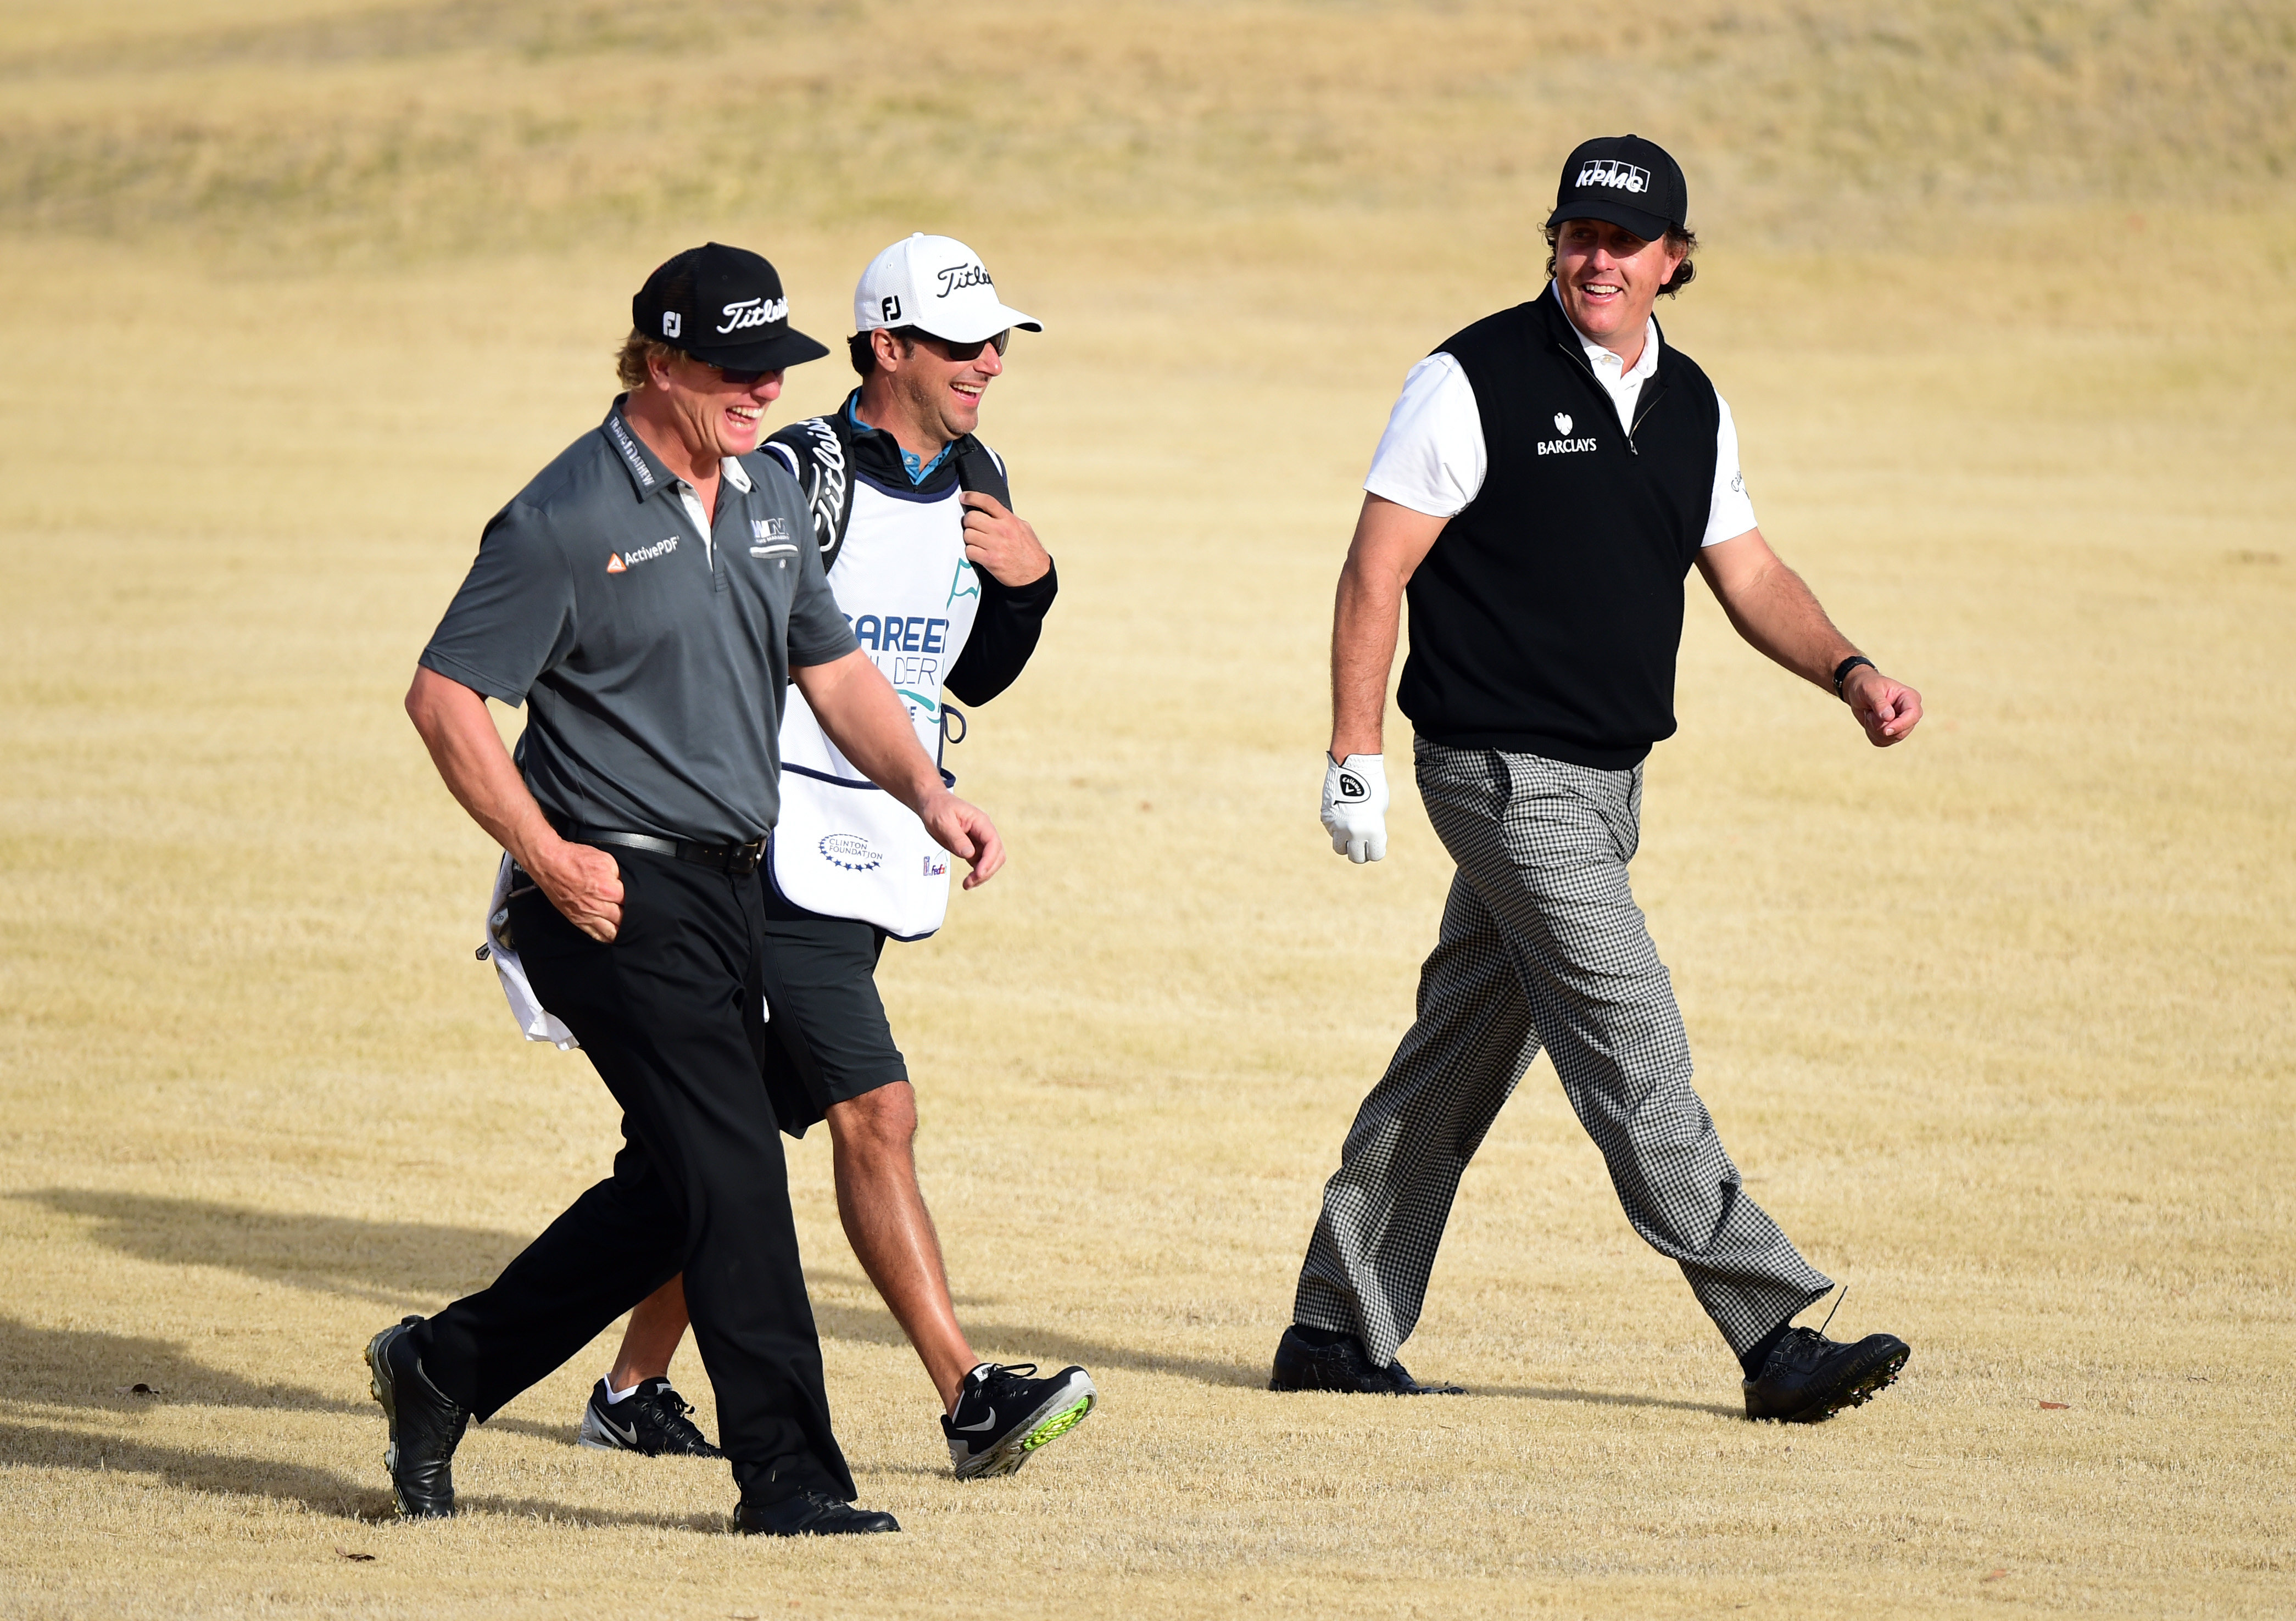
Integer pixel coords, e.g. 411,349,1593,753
1320,752,1389,863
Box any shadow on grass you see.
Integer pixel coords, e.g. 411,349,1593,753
0,1312,590,1447
19,1188,525,1306
0,1418,729,1530
0,1315,367,1415
811,1301,1268,1389
13,1184,1277,1396
1473,1383,1742,1419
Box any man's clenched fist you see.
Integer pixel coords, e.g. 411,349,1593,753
1321,752,1389,863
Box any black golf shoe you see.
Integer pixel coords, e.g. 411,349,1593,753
941,1362,1098,1480
577,1377,723,1457
733,1490,900,1536
1268,1324,1464,1395
1743,1326,1911,1422
364,1315,470,1518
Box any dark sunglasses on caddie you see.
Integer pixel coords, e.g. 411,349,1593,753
897,327,1011,362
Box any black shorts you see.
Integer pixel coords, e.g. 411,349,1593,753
757,879,908,1136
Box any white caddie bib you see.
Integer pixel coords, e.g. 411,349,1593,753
771,478,983,938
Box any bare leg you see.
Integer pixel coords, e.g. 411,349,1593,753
595,1083,978,1413
606,1275,689,1391
828,1082,978,1413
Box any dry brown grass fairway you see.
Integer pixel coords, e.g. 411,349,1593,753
1,2,2292,1616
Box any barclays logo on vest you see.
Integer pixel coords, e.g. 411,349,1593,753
1537,412,1598,456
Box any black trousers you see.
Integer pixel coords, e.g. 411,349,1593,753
412,848,853,1503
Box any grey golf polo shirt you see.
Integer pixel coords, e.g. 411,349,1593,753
420,396,859,843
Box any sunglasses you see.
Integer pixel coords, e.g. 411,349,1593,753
895,327,1011,362
704,361,784,387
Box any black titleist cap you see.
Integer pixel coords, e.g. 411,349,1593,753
632,243,830,371
1546,135,1688,242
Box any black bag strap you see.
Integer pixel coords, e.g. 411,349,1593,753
768,416,1012,578
950,435,1011,507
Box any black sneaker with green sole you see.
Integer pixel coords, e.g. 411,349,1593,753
941,1362,1096,1480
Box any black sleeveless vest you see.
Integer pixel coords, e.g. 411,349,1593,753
1400,290,1721,769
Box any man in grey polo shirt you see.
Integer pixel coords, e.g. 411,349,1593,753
365,243,1003,1537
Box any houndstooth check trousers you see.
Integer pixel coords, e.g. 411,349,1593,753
1294,738,1833,1367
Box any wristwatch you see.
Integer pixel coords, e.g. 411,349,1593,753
1832,655,1876,700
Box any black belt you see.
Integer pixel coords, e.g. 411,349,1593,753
564,825,766,876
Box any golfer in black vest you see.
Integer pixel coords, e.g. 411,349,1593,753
370,243,1005,1534
1276,137,1921,1422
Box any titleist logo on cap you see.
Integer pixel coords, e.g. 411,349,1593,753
716,295,790,334
933,264,994,298
1575,159,1652,194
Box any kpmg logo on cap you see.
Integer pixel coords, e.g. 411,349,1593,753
933,263,994,298
716,295,789,334
1576,158,1652,194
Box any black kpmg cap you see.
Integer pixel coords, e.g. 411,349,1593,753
1546,135,1689,241
632,243,830,370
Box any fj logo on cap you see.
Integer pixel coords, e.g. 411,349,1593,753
1575,159,1652,194
716,295,789,334
661,311,682,338
880,295,902,322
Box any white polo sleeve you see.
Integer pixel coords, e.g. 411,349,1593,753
1703,394,1758,546
1363,352,1486,518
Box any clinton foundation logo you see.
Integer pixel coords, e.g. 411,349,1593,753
1575,158,1652,194
818,833,883,873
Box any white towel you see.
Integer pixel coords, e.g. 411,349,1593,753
482,851,580,1050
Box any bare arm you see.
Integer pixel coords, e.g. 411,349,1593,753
1330,494,1450,758
1694,528,1921,746
792,649,1006,888
404,666,626,940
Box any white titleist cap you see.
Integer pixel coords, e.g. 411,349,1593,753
853,233,1041,343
